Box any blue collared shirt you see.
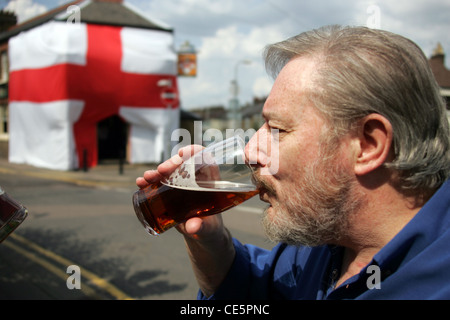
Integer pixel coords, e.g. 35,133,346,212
198,180,450,299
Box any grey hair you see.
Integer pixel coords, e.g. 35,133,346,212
263,25,450,193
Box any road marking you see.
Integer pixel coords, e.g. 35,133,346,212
6,233,132,300
0,167,124,189
2,240,101,299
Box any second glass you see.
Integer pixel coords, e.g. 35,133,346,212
0,186,28,243
132,135,258,236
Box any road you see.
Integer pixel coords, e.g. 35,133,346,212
0,169,272,300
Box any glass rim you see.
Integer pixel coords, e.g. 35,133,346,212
0,207,28,243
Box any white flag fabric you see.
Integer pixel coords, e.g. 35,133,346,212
8,20,179,170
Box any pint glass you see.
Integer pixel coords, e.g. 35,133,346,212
132,135,258,236
0,186,28,242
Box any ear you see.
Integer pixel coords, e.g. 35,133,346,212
354,114,393,176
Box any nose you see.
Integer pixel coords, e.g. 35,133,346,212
245,125,279,176
245,125,269,168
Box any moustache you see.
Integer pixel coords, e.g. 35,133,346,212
252,171,276,196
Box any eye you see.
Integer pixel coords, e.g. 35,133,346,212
267,128,286,143
267,123,285,134
265,120,288,138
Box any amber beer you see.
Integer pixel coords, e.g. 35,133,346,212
0,187,28,242
133,180,258,235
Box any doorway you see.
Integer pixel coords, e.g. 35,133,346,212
97,115,128,163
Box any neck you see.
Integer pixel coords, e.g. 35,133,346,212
334,179,424,288
335,247,378,288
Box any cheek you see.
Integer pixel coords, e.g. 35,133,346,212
263,145,302,196
276,139,312,177
260,141,281,177
248,127,282,176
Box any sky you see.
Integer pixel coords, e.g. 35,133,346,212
2,0,450,111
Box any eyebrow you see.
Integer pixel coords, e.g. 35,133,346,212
263,108,288,124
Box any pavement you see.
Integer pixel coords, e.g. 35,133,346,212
0,157,157,189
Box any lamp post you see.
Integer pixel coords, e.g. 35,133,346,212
158,78,177,161
230,59,251,129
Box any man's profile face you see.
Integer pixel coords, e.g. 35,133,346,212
247,56,358,246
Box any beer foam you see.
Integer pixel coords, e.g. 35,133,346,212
162,180,256,192
165,160,200,188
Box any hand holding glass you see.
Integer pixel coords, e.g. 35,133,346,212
132,136,258,236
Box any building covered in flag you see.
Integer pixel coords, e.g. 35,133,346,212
0,0,180,170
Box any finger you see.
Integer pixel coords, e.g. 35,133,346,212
175,218,201,241
179,145,205,160
157,154,183,176
136,177,149,189
177,215,224,240
184,217,204,235
158,145,204,176
142,169,163,184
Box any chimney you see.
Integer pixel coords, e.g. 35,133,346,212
0,10,17,32
431,42,445,65
429,42,450,90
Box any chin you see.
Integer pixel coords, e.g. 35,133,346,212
262,203,279,223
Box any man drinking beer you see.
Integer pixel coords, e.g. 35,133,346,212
136,25,450,299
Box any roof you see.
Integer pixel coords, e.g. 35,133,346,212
0,0,172,43
180,109,203,121
241,97,265,117
429,43,450,89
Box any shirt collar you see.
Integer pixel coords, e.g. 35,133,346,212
324,180,450,299
372,180,450,274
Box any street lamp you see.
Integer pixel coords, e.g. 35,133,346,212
230,59,252,129
158,78,177,161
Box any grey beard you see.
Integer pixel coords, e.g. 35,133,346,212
260,160,364,247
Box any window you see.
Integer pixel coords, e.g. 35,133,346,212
0,104,7,134
0,51,8,83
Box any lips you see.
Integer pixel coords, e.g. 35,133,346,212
259,190,268,202
259,188,272,205
254,173,275,204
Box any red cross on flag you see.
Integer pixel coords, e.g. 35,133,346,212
8,21,180,170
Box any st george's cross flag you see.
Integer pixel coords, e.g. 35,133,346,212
8,20,179,170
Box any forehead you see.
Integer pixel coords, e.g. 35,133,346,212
262,56,317,121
